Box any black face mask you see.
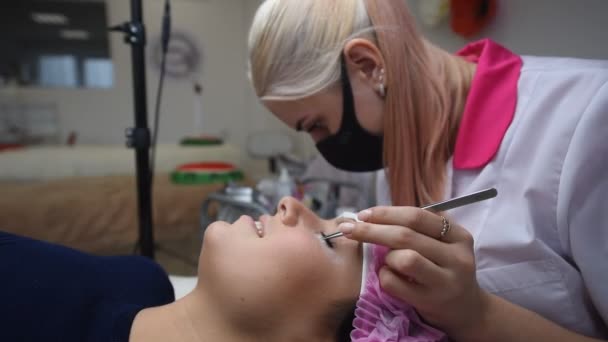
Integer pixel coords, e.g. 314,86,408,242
315,56,384,172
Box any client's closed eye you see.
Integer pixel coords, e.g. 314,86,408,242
320,232,334,249
319,216,357,250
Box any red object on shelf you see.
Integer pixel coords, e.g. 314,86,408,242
67,132,78,146
177,162,237,172
450,0,497,38
0,144,24,152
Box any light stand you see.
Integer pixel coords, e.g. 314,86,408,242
110,0,155,259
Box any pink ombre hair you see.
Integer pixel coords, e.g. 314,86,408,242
366,0,470,206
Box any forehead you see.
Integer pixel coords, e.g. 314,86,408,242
262,87,341,125
264,99,313,122
263,96,320,122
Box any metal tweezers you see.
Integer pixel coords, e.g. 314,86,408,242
322,188,498,242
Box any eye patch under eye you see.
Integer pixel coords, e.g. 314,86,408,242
335,212,360,224
321,212,361,243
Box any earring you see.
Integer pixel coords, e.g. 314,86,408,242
378,83,386,97
378,68,386,97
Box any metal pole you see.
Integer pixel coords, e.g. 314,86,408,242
110,0,155,259
130,0,155,259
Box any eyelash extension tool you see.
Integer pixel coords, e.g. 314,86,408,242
322,188,498,242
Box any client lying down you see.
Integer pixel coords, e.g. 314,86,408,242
0,197,445,341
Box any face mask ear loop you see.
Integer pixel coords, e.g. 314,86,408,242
339,54,357,134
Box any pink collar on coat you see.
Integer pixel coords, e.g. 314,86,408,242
453,39,522,169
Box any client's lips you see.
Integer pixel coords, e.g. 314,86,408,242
240,215,264,238
254,221,264,237
259,214,271,237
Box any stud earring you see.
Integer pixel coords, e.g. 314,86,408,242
378,83,386,97
378,69,386,97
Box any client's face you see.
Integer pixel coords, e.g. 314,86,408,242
199,197,362,339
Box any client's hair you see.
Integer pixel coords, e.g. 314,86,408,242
326,300,357,341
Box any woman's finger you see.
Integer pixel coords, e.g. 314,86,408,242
339,221,451,266
358,206,465,242
384,249,448,286
377,266,428,306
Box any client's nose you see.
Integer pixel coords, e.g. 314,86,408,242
277,196,303,226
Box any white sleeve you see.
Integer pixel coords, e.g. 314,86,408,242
557,81,608,325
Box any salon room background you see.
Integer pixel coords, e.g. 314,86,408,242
0,0,607,297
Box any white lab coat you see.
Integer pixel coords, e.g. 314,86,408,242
376,55,608,338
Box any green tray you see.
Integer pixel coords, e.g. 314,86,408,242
171,170,244,184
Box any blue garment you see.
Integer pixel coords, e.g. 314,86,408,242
0,231,175,342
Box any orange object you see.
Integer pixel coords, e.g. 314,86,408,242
450,0,497,38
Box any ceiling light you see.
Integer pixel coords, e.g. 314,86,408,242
60,30,91,40
31,12,69,25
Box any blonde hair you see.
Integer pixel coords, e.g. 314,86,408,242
248,0,374,100
248,0,472,206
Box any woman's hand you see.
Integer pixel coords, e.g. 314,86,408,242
339,206,490,338
340,208,606,342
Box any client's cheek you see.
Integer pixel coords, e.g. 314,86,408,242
270,237,332,285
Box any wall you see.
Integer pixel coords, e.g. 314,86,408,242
3,0,607,160
406,0,608,59
0,0,264,152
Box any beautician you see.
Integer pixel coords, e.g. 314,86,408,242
247,0,608,340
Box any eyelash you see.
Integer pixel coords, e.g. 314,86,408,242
320,232,334,249
307,121,323,133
